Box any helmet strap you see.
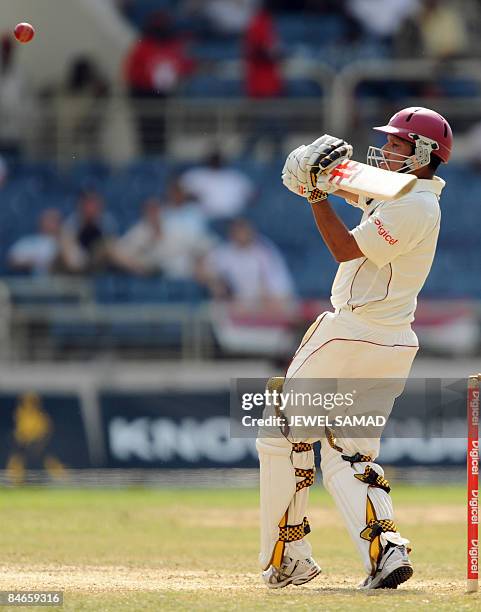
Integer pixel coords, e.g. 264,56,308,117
409,133,440,169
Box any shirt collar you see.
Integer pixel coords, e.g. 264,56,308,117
411,176,445,196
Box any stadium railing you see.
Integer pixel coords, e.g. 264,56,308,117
329,58,481,135
26,58,481,162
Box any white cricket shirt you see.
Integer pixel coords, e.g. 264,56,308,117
331,177,445,327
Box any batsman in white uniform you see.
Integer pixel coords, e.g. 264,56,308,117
257,107,453,589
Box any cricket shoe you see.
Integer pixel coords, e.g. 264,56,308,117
262,556,321,589
358,534,413,590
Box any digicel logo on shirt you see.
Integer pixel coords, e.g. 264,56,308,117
373,218,398,245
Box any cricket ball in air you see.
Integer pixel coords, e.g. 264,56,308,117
14,22,35,44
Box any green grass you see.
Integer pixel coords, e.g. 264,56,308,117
0,485,478,611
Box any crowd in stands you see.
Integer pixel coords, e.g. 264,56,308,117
117,0,480,61
117,0,481,157
1,0,481,315
2,146,481,310
0,1,479,160
4,151,296,312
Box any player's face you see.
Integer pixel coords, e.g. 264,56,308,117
381,135,413,171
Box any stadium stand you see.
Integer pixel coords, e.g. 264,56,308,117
1,160,480,300
0,1,478,359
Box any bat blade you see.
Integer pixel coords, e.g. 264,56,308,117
326,160,416,200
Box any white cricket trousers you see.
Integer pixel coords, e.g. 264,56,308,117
257,309,418,572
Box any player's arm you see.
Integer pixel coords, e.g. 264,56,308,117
310,200,364,262
332,189,359,204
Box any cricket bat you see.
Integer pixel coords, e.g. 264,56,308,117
322,159,416,201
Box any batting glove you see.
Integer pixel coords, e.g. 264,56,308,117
300,135,353,203
282,145,309,197
282,136,353,203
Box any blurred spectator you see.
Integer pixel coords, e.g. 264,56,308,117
181,0,258,38
197,218,295,311
244,0,283,99
162,178,209,235
242,1,285,157
8,209,63,275
124,11,196,154
396,0,468,59
179,151,255,219
346,0,420,42
61,191,118,273
0,34,36,159
57,56,110,159
417,0,468,59
113,197,214,278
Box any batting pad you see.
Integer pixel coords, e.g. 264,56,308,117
321,442,398,574
257,437,314,570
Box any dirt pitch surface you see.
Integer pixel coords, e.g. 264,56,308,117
0,564,468,592
0,487,479,611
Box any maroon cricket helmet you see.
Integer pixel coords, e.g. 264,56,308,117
373,107,453,163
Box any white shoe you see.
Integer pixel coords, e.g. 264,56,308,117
358,543,413,590
262,556,321,589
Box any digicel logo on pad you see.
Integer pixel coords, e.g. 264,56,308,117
374,218,398,245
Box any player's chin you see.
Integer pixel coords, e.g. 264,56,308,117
382,161,402,172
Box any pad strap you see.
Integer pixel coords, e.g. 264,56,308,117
292,442,314,491
354,465,391,493
292,442,312,453
279,517,311,542
341,451,372,465
360,519,397,542
295,468,314,492
326,427,372,464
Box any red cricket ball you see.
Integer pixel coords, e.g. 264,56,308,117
14,22,35,44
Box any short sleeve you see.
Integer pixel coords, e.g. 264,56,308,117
351,197,432,269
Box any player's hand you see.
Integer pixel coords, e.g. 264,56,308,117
282,144,309,197
300,135,353,198
282,136,353,204
282,142,337,201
